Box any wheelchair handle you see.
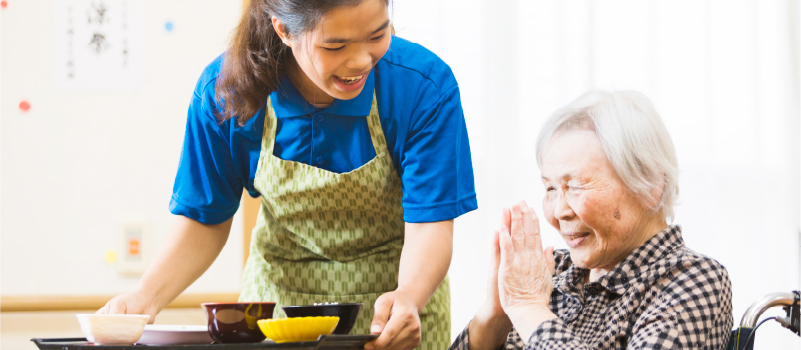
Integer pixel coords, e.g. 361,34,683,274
740,292,796,328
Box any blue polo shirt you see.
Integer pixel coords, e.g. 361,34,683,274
170,36,477,225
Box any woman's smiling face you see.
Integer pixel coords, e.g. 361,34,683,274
540,129,659,272
276,0,391,104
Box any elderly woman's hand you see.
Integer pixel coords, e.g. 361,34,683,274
479,209,513,319
465,211,513,350
497,201,557,342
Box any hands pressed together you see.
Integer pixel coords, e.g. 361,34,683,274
470,201,558,349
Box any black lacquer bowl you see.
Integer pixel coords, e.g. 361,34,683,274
281,303,363,335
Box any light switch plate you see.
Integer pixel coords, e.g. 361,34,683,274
118,222,150,276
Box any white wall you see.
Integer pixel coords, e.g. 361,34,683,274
391,0,801,348
1,0,244,296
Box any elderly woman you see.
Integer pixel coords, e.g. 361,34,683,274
450,91,733,350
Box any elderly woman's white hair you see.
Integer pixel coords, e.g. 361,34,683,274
535,90,679,221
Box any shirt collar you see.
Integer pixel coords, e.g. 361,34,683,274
599,225,685,294
554,225,685,296
270,69,375,118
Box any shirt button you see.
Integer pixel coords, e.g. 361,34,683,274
586,287,598,296
315,156,325,164
317,114,326,122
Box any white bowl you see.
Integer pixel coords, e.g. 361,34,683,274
75,314,150,345
137,324,213,345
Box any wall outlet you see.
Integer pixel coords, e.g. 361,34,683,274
118,222,151,276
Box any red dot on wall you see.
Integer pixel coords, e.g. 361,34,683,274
19,100,30,112
1,1,8,9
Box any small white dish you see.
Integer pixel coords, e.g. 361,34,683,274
75,314,150,345
137,324,213,345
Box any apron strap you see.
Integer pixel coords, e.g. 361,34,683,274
263,96,278,156
365,93,389,156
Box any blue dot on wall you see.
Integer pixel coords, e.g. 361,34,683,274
165,21,174,32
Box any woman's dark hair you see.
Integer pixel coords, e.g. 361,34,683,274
216,0,388,124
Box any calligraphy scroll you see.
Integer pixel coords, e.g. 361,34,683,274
54,0,144,89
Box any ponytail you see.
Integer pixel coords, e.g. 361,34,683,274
215,1,285,124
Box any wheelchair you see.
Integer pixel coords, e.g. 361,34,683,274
728,291,799,350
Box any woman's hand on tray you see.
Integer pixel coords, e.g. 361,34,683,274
96,290,158,324
365,290,421,350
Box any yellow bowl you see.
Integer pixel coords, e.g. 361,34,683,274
257,316,339,343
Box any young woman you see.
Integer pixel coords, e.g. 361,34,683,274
98,0,476,349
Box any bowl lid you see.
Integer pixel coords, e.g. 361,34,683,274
200,301,276,307
282,303,363,308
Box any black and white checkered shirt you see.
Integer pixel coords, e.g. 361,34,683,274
450,225,733,350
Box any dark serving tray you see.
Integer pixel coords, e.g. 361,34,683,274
31,334,378,350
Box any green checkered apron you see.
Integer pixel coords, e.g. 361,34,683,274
240,92,451,349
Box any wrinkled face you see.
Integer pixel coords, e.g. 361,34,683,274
541,130,653,271
285,0,391,102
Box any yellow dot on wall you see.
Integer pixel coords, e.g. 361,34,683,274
105,250,118,264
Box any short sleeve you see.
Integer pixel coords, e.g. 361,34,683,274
169,78,243,225
400,81,477,223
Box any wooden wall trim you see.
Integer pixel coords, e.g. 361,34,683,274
0,293,239,312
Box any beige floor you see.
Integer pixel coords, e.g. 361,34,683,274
1,308,206,350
